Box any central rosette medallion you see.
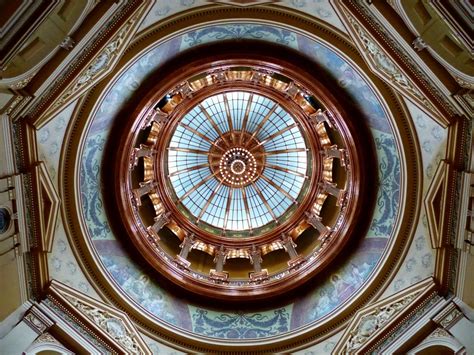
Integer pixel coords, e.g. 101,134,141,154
211,132,265,187
168,91,308,232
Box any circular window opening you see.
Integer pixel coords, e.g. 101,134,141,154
167,91,308,232
0,208,11,234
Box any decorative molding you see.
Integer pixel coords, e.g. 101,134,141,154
40,14,141,123
342,11,451,127
115,51,372,300
23,306,54,335
412,37,427,52
433,303,464,330
66,296,145,354
334,1,462,126
58,5,422,352
334,279,436,354
32,162,60,253
407,326,466,355
346,294,417,352
48,280,152,355
33,332,61,345
41,297,114,354
424,160,452,249
24,0,154,129
439,308,463,329
428,327,451,339
8,73,37,91
27,332,75,355
454,76,474,91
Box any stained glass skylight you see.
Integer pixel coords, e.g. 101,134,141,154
167,91,308,231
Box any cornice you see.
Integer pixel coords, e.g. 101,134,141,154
332,1,462,127
17,0,154,128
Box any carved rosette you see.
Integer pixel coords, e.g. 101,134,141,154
114,50,375,300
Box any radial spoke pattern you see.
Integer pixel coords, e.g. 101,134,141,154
168,91,308,232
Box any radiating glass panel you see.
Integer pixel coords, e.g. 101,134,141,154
168,91,308,232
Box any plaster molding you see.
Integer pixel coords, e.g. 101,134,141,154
25,338,75,355
16,0,154,129
424,160,453,249
32,162,60,253
0,114,16,177
338,8,450,128
33,4,152,128
407,327,466,355
390,0,473,88
334,278,436,354
49,280,152,355
23,305,54,335
433,302,464,330
333,1,465,125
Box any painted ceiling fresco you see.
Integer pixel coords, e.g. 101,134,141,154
34,4,445,350
75,23,399,340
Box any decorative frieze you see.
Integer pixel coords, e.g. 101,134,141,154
433,303,464,330
52,14,138,114
23,307,54,335
344,293,417,352
428,327,452,339
65,295,144,354
346,15,438,116
32,332,62,346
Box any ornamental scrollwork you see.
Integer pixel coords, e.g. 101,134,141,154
348,16,435,113
345,293,417,352
439,308,463,329
51,14,138,112
65,296,144,354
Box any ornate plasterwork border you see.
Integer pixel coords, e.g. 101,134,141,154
334,2,453,128
58,5,422,353
46,280,152,355
19,0,154,129
333,278,437,354
333,1,461,124
34,6,151,127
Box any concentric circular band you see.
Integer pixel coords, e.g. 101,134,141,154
114,52,375,301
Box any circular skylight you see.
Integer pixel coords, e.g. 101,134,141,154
167,91,308,231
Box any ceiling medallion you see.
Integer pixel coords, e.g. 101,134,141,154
218,147,259,187
116,56,373,300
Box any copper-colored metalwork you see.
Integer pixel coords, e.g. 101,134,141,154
113,50,376,300
208,131,265,188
